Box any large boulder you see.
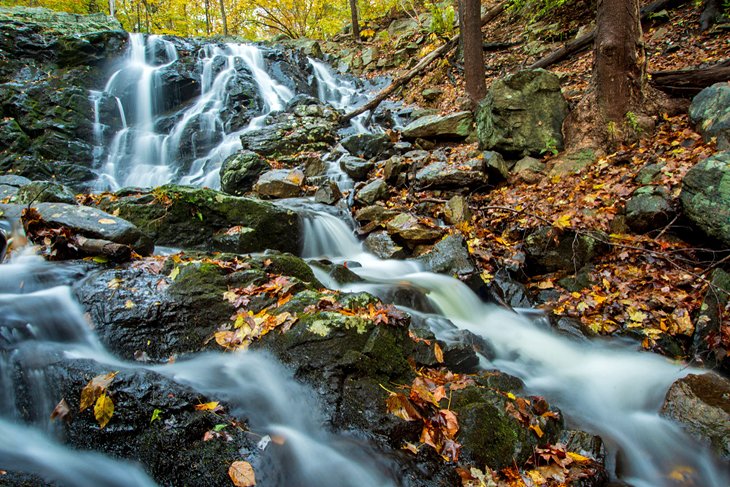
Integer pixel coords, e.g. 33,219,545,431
341,133,393,160
95,185,300,254
524,226,607,274
625,185,675,233
386,213,444,247
15,180,78,205
219,150,269,196
253,168,305,199
339,155,374,180
417,235,477,277
689,82,730,150
364,231,407,259
477,69,569,157
355,179,388,205
402,111,473,140
680,151,730,246
660,373,730,461
414,158,487,190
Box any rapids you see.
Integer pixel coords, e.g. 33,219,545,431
1,33,728,487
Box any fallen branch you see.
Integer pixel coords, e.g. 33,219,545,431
341,3,506,123
650,59,730,96
528,0,690,70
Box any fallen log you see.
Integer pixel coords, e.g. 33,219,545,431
650,59,730,96
341,3,506,123
75,235,133,262
528,0,690,70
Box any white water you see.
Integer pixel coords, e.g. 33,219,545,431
296,209,729,487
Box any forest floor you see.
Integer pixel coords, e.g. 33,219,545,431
333,1,730,363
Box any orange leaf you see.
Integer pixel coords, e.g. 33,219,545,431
228,461,256,487
439,409,459,437
386,393,421,421
195,401,221,411
433,342,444,363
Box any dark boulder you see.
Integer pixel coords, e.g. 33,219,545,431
219,150,269,196
524,226,607,275
341,133,393,160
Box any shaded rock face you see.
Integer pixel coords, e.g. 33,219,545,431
477,69,569,157
95,184,300,254
689,82,730,150
341,133,393,160
7,348,255,487
625,186,675,233
661,373,730,461
417,235,477,277
402,111,473,140
414,158,487,191
364,230,407,259
254,168,305,199
356,178,388,205
524,226,607,275
339,155,374,181
692,268,730,374
15,180,78,205
0,8,127,188
219,150,269,196
680,151,730,246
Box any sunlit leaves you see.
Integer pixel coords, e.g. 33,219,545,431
228,460,256,487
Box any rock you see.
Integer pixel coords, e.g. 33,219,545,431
414,158,487,190
96,185,299,255
361,46,379,68
692,268,730,374
512,156,545,184
314,180,343,205
341,133,393,160
660,373,730,461
625,186,675,233
364,231,407,259
254,168,305,199
421,88,443,101
444,195,472,224
0,7,123,35
339,155,374,180
417,235,476,276
547,149,598,178
383,155,409,186
386,213,444,246
387,18,419,38
402,111,473,140
356,179,388,205
0,175,31,187
483,150,510,180
524,226,607,274
0,118,31,159
354,205,398,225
689,82,730,150
477,69,569,157
486,271,533,309
29,202,153,255
680,151,730,246
219,150,269,196
15,181,78,205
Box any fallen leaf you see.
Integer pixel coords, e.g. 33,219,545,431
80,371,118,412
228,461,256,487
50,399,71,422
195,401,220,411
434,342,444,363
386,393,422,421
94,393,114,429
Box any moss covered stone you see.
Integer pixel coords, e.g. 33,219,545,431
680,151,730,246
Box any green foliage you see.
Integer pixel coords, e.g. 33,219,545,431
507,0,570,22
540,137,559,156
625,111,641,135
426,1,455,36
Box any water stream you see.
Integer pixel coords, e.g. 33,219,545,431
2,33,728,486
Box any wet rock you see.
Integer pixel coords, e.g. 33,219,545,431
386,213,444,246
689,82,730,150
364,231,407,259
341,133,393,160
524,226,607,275
356,178,388,205
96,185,299,254
625,186,675,233
219,150,269,196
339,155,374,180
402,111,473,140
660,373,730,461
452,371,563,469
27,202,153,255
414,158,487,191
354,205,398,226
444,195,472,225
477,69,569,157
0,118,31,160
15,181,77,205
512,156,546,184
486,271,533,309
314,180,343,205
254,168,305,199
8,348,254,486
417,235,476,277
680,151,730,246
383,155,409,186
692,268,730,374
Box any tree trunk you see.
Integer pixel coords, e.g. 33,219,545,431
219,0,228,35
109,0,115,17
349,0,360,41
136,0,141,32
700,0,723,30
204,0,211,36
461,0,486,103
594,0,645,123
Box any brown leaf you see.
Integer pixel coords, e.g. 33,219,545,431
80,371,118,412
439,409,459,437
386,393,422,421
50,399,71,422
433,342,444,363
228,461,256,487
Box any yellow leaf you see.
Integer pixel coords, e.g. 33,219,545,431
553,214,572,230
386,393,421,421
537,280,554,289
529,424,544,437
195,401,220,411
507,392,516,400
628,308,647,323
80,371,118,412
668,466,695,482
98,218,117,225
228,461,256,487
433,342,444,363
567,451,590,462
124,300,135,309
94,393,114,429
169,266,180,281
107,277,123,289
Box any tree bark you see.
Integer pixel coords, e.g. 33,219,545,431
342,2,505,123
594,0,645,123
219,0,228,36
650,59,730,96
204,0,211,36
700,0,723,30
349,0,360,41
461,0,486,103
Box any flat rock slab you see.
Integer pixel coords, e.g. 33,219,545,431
402,111,473,140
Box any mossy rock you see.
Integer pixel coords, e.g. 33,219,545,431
680,151,730,246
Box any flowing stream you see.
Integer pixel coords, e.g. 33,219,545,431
2,33,728,486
